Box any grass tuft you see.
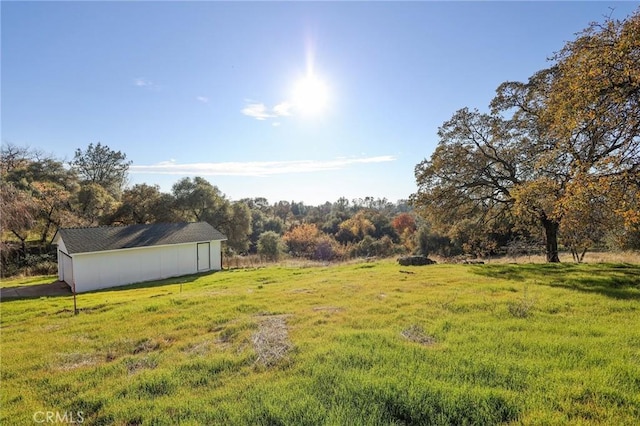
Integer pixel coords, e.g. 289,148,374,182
507,284,536,318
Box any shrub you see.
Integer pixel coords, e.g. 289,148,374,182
370,235,397,257
313,235,339,262
257,231,285,262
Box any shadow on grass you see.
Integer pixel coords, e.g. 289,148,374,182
0,280,71,301
472,263,640,301
0,270,222,302
82,270,220,296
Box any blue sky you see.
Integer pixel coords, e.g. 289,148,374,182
3,1,639,205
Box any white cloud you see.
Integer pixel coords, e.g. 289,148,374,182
196,96,209,103
134,78,161,91
130,156,397,177
241,103,272,120
242,100,294,121
134,78,153,87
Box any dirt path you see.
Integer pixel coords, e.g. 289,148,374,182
0,281,71,300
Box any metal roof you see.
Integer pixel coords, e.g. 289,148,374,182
54,222,227,255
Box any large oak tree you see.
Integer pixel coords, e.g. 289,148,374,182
413,10,639,262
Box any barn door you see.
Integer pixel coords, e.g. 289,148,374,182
60,251,74,286
197,242,210,271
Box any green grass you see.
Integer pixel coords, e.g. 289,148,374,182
1,260,639,425
0,275,58,288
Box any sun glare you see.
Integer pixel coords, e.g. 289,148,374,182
292,74,329,116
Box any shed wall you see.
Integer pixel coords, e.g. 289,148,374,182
58,251,74,286
210,240,223,270
70,242,220,293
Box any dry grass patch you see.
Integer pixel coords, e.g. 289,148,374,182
124,356,158,374
312,306,344,313
471,250,640,264
55,352,100,371
132,338,161,354
182,340,213,356
289,288,315,294
401,324,436,346
252,315,292,367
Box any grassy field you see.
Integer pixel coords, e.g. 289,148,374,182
1,260,639,425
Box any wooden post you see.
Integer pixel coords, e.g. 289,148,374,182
72,282,78,315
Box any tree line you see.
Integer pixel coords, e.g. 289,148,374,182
1,142,426,276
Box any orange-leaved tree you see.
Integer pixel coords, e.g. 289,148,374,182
282,223,321,258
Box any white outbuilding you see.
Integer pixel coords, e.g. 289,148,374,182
53,222,226,293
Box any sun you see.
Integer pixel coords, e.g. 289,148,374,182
292,74,329,116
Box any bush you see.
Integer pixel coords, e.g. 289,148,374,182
369,235,397,258
346,235,396,258
1,247,57,278
24,260,57,276
313,236,338,262
257,231,285,262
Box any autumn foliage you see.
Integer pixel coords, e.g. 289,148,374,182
282,223,321,258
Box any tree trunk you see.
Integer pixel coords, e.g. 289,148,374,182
578,247,587,263
11,230,28,260
541,218,560,263
40,205,56,243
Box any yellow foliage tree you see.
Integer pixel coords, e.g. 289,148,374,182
415,10,639,262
